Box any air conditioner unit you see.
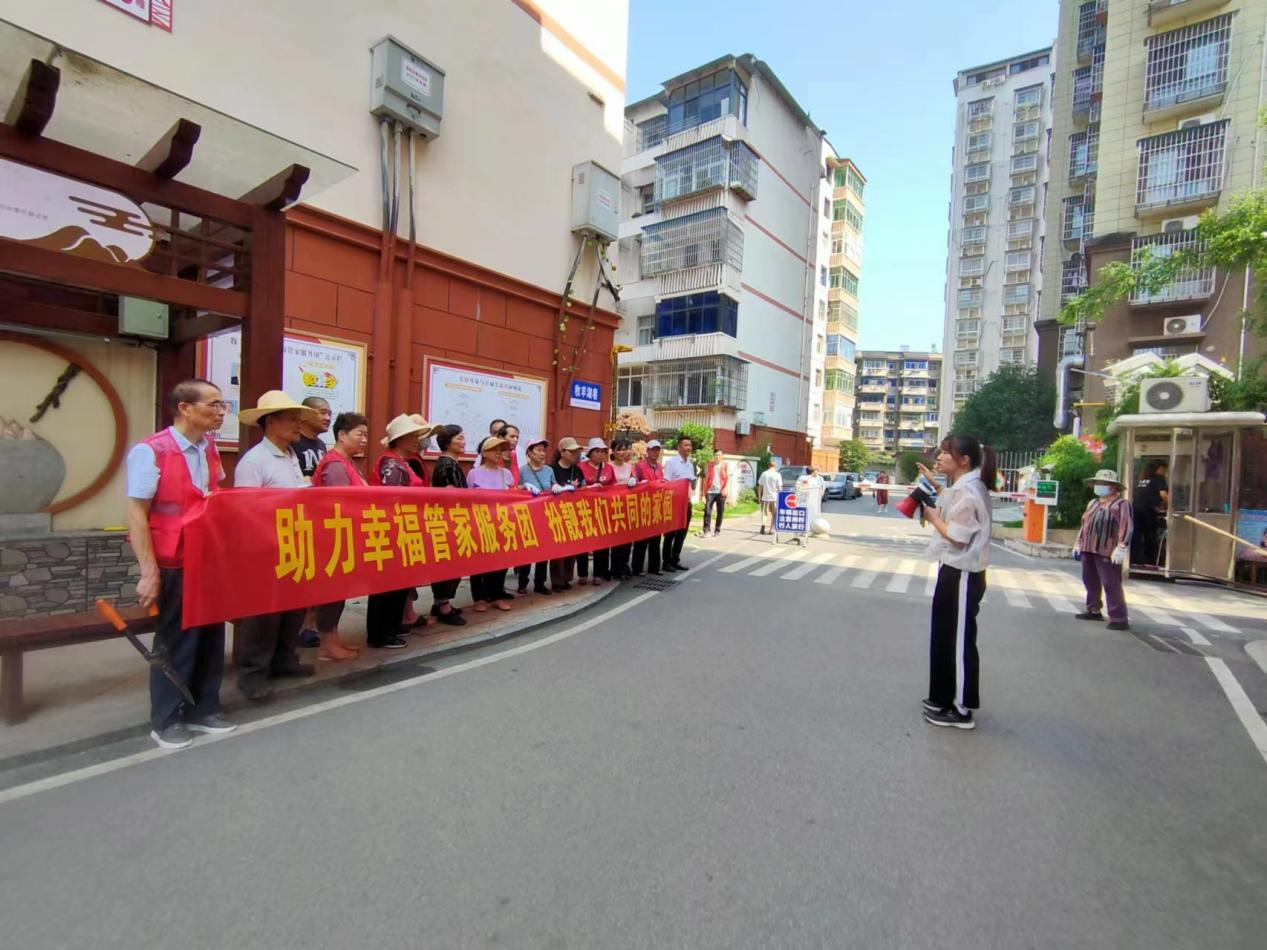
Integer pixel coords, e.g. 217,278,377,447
1179,113,1218,131
1161,216,1199,233
1139,376,1210,414
1163,314,1201,336
735,419,752,436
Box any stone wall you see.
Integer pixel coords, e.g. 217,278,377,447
0,533,139,619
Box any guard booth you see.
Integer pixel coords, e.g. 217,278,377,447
1108,412,1267,588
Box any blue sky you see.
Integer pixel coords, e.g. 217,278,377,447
626,0,1059,352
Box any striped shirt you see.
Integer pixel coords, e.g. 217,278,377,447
1077,495,1133,558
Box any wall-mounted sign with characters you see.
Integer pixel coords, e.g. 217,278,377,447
199,331,367,449
0,158,155,264
569,379,602,412
99,0,173,31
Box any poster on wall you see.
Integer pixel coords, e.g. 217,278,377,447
424,358,547,457
199,331,367,450
1235,508,1267,555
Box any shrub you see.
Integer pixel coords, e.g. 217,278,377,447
1038,436,1100,529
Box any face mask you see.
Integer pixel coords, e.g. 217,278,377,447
1093,485,1113,497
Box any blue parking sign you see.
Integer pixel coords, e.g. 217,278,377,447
775,490,807,534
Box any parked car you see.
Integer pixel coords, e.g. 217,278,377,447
824,473,861,500
779,465,806,491
862,471,883,484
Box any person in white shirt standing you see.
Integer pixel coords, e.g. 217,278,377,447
917,435,996,731
661,436,698,571
758,460,782,535
232,390,322,702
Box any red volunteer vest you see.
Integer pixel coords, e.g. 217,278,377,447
145,428,222,569
370,449,425,487
635,459,663,482
580,460,615,486
312,450,367,487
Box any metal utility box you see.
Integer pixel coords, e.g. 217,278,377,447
370,36,445,139
570,161,619,242
118,297,169,339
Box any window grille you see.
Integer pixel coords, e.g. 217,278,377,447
1069,125,1099,179
1130,229,1215,302
1061,257,1088,302
647,356,748,409
1136,120,1228,208
640,208,744,276
1145,15,1232,113
1062,195,1093,242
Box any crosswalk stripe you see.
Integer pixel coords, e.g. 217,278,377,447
1136,605,1183,627
851,558,891,589
719,554,768,574
886,559,919,593
782,552,836,580
815,554,860,585
1045,595,1075,613
1003,588,1032,609
1187,612,1240,634
751,548,808,576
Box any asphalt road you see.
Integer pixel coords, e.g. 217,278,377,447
3,502,1266,949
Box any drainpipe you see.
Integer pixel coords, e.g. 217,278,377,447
1239,26,1267,378
795,130,822,464
1053,352,1084,430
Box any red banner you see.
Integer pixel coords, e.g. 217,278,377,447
181,482,690,626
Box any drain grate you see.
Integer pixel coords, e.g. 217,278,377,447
633,577,679,592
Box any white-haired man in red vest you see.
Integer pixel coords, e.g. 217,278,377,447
125,379,237,750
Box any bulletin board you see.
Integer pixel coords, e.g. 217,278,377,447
423,357,547,457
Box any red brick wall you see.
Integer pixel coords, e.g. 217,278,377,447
715,425,809,464
283,207,618,448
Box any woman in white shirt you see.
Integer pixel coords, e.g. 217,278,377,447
917,435,995,731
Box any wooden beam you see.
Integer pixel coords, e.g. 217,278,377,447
0,238,249,317
137,118,201,179
0,298,117,337
239,206,287,451
0,124,253,227
0,275,112,313
4,60,60,137
239,163,310,211
168,310,240,345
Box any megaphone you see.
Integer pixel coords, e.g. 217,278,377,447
896,474,939,519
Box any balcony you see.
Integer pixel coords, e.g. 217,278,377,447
1076,1,1107,63
1130,230,1216,304
1061,258,1088,303
1148,0,1230,28
646,355,749,410
1062,195,1094,244
1136,120,1228,216
1069,125,1099,182
1072,47,1104,122
1143,15,1232,121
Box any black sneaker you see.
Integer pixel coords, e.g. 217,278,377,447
297,628,321,648
150,722,193,749
921,698,941,713
674,562,689,572
1107,621,1130,631
1075,611,1104,621
436,610,467,626
186,713,237,735
924,707,975,730
239,680,273,703
533,585,553,595
379,635,409,649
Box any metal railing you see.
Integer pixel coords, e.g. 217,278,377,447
1144,14,1232,113
1069,125,1099,180
1136,120,1228,209
1061,258,1088,303
1130,229,1216,303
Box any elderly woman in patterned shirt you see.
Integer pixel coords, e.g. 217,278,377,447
1074,469,1134,632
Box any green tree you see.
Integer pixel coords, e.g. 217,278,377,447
1092,361,1185,469
896,451,925,483
757,441,773,473
837,438,871,474
670,422,714,472
953,365,1057,452
1038,436,1101,529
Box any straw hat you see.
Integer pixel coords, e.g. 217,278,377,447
1084,468,1126,489
407,414,439,439
557,437,582,452
239,390,322,428
477,435,510,454
380,413,431,447
584,437,609,455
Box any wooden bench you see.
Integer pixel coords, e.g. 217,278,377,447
0,605,155,725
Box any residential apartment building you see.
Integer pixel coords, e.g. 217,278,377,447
940,48,1055,435
615,54,849,464
854,348,943,456
1038,0,1266,429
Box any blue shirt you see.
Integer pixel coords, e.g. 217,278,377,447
125,427,219,499
519,463,556,492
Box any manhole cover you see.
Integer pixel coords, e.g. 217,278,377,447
633,577,679,591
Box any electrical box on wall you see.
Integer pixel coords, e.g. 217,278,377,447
570,161,619,243
119,297,169,339
370,36,445,139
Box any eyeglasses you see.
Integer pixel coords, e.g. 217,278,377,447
197,401,229,411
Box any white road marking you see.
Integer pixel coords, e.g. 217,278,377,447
851,558,890,589
751,547,808,576
1003,588,1032,609
781,552,836,580
1179,628,1267,767
815,555,860,586
885,560,919,593
1136,606,1183,627
0,589,667,807
719,554,767,574
1188,613,1239,634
